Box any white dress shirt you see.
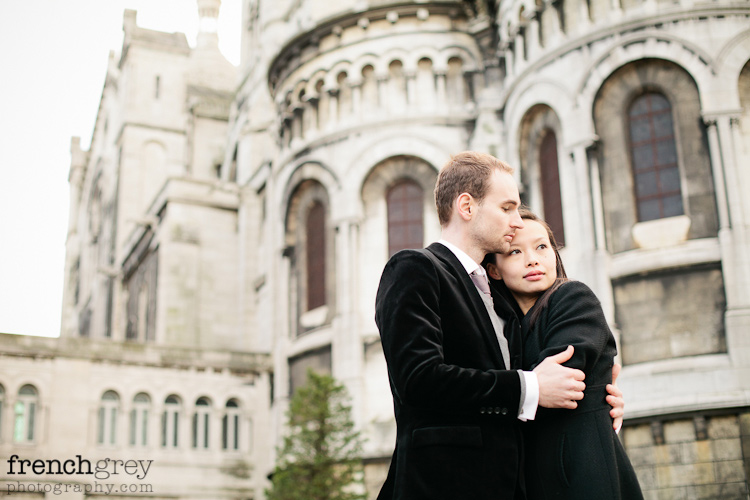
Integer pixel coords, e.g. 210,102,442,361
437,240,539,421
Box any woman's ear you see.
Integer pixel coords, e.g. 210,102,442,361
486,262,502,281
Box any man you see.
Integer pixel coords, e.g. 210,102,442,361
375,152,624,500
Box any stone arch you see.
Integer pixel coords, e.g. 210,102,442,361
408,47,443,71
350,53,383,81
577,32,716,115
284,176,335,333
505,78,573,170
307,70,327,96
279,160,340,224
345,134,446,196
325,60,354,89
434,45,482,72
715,29,750,110
592,58,718,254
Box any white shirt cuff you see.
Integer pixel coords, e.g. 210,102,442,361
518,371,539,421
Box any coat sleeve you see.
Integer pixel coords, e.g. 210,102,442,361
530,281,614,375
376,250,521,413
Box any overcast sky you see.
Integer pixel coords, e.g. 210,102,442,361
0,0,241,337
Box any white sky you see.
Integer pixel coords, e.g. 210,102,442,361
0,0,241,337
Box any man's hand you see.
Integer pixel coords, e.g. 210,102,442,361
607,363,624,432
534,346,585,409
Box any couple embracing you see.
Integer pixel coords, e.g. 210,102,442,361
376,152,643,500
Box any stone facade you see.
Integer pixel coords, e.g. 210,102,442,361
1,0,749,499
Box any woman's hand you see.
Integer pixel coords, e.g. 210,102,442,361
607,363,624,432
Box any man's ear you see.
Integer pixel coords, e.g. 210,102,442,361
456,193,474,221
486,261,502,281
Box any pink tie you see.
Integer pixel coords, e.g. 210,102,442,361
470,270,491,296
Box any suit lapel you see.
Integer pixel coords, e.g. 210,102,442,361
426,243,506,367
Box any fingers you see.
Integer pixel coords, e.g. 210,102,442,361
611,363,621,385
607,395,624,418
549,345,574,364
606,383,623,398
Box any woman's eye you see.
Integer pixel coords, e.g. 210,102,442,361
538,244,548,250
509,249,520,255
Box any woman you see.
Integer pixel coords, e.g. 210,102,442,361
483,209,643,500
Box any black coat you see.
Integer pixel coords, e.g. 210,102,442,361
375,243,526,500
520,280,643,500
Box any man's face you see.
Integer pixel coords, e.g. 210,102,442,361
470,169,524,255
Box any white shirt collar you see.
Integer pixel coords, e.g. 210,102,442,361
436,239,485,276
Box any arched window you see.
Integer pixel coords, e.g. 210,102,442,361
222,399,240,451
628,92,683,222
192,397,211,449
387,180,424,256
539,130,565,245
14,385,38,443
162,395,181,449
306,202,326,311
130,393,150,447
98,391,119,445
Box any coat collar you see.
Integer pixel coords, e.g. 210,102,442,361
426,243,507,366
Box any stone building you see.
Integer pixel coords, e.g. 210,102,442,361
1,0,749,498
0,2,271,499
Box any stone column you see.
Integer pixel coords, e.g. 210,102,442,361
327,87,339,131
405,71,417,113
715,114,745,228
350,80,362,123
702,117,730,230
514,30,525,67
435,71,447,114
704,113,750,366
527,15,541,57
586,140,607,251
377,76,388,118
333,218,366,431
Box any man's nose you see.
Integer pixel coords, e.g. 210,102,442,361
511,211,524,229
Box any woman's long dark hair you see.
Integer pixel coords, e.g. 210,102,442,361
482,207,569,328
519,208,569,329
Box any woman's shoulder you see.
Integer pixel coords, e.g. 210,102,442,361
548,280,602,310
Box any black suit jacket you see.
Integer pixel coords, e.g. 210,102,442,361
375,243,526,500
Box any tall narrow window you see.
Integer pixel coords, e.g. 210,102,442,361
14,385,38,444
162,395,181,449
539,130,565,246
192,397,211,449
154,75,161,99
222,399,240,451
387,180,424,256
97,391,119,445
628,92,683,221
130,393,150,447
306,202,326,310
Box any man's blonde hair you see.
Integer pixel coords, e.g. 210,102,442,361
434,151,514,226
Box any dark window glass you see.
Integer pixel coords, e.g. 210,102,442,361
387,180,424,256
539,130,565,246
628,93,684,222
306,202,326,310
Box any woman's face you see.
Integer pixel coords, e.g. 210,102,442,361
495,219,558,306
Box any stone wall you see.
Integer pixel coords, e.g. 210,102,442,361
614,265,726,365
623,411,750,499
